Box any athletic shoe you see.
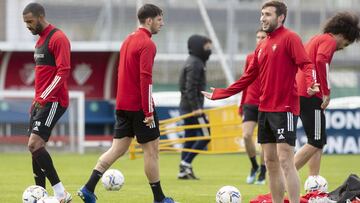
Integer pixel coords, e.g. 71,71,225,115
246,167,259,184
154,197,175,203
178,164,199,180
254,175,266,185
58,191,72,203
77,186,97,203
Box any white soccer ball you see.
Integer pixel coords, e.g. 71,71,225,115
38,196,60,203
22,185,48,203
101,169,125,191
304,175,328,193
216,185,241,203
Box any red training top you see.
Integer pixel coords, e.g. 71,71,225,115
239,53,260,114
296,33,337,99
116,28,156,117
212,26,314,115
34,24,71,107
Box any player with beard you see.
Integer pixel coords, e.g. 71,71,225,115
202,1,319,202
295,12,360,176
23,3,72,203
77,4,174,203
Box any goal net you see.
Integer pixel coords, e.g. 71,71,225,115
0,90,85,154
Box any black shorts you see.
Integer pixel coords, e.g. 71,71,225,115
257,111,298,146
242,104,259,122
300,96,327,149
114,110,160,144
28,102,67,142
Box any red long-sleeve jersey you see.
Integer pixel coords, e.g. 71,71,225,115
34,24,71,107
296,33,337,99
213,26,314,115
116,28,156,117
239,53,260,114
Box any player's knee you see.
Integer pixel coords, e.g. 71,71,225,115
110,146,127,157
27,140,43,153
264,158,278,171
243,132,253,140
145,148,159,161
279,158,293,173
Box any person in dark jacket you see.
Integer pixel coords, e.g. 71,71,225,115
178,34,212,180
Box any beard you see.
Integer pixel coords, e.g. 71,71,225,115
30,23,43,35
262,21,278,33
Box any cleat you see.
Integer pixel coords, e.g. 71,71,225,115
246,167,259,184
77,186,97,203
254,179,266,185
58,191,72,203
177,164,199,180
154,197,175,203
255,171,266,185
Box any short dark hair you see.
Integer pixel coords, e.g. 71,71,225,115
23,2,45,17
262,0,287,23
256,28,266,34
323,12,360,43
137,4,163,24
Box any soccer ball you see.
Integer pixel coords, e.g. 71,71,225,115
38,196,60,203
22,185,48,203
304,175,328,193
101,169,125,191
216,185,241,203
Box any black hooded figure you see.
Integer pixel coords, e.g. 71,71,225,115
178,34,212,180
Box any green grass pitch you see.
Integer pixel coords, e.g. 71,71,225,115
0,152,358,202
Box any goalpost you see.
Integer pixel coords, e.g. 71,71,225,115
0,90,85,154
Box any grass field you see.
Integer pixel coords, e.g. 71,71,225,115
0,152,358,203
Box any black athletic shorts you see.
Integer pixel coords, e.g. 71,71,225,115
114,110,160,144
28,102,67,142
242,104,259,122
257,111,298,146
300,96,327,149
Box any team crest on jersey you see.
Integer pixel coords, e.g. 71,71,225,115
272,44,277,51
73,63,92,85
19,63,35,85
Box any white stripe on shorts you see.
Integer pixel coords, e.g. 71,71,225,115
287,112,293,132
45,102,58,127
315,109,321,140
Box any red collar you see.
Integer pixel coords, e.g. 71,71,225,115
138,27,152,38
39,24,55,37
268,25,285,37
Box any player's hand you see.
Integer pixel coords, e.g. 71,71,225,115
33,101,43,109
143,115,156,128
321,95,330,109
192,109,203,116
307,83,320,96
201,87,215,100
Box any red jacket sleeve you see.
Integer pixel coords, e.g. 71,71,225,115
286,33,315,90
139,40,156,117
212,51,259,100
38,32,71,105
315,40,336,96
239,54,252,114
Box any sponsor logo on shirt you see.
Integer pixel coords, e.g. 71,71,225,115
34,53,45,60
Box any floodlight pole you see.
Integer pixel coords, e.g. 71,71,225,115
197,0,235,85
